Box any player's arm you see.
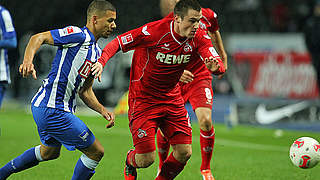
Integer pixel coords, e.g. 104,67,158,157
91,38,120,81
92,24,154,81
208,30,227,71
79,75,115,128
19,31,54,80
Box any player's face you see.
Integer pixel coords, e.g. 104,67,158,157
96,10,117,38
176,9,201,38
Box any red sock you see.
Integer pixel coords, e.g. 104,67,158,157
156,129,170,169
200,127,215,171
155,152,185,180
127,149,138,167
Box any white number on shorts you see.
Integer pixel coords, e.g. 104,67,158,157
205,88,212,100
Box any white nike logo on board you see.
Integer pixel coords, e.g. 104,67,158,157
255,101,309,124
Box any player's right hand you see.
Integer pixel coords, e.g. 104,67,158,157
180,70,194,83
19,62,37,80
91,62,103,82
102,110,115,129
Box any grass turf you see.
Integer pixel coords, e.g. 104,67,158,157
1,107,320,180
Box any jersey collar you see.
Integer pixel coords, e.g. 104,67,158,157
170,21,188,45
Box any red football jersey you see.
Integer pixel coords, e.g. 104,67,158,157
116,17,219,100
166,8,220,80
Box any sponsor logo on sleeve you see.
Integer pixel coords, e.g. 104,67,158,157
121,34,133,45
59,26,81,37
209,47,218,56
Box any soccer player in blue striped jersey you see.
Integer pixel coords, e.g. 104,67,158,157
0,4,17,108
0,1,116,180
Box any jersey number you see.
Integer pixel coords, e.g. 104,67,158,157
78,60,93,79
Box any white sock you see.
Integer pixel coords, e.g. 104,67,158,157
35,145,44,162
80,154,99,170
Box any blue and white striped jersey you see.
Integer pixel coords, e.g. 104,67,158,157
0,6,16,83
31,26,102,113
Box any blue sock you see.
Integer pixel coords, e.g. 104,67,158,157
0,147,39,179
71,155,97,180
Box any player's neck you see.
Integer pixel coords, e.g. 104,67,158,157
86,24,99,42
173,22,187,41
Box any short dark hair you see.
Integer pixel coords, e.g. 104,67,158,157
87,0,116,18
174,0,201,19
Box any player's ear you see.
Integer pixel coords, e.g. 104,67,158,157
174,15,181,23
92,15,98,24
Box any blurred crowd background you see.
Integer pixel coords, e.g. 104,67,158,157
2,0,320,129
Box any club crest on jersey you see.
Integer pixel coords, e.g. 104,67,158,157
78,59,93,79
184,42,192,53
137,128,147,138
121,34,133,45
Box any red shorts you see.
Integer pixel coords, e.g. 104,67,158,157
128,97,192,154
180,78,213,110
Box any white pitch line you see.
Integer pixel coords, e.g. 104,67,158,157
94,126,289,152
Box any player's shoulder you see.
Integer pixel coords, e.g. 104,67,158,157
57,26,85,38
141,18,171,37
201,8,218,19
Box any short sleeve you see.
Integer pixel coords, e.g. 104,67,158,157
50,26,86,46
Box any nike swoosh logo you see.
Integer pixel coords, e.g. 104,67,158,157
255,101,309,124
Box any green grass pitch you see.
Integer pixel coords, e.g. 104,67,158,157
1,107,320,180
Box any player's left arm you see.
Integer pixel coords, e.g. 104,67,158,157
79,75,115,128
208,30,227,71
196,31,225,75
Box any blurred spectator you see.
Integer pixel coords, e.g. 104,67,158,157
270,1,290,32
0,4,17,108
304,0,320,91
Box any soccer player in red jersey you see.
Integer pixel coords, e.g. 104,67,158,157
92,0,225,179
156,1,228,179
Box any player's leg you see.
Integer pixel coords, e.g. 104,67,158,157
71,139,104,180
156,129,170,169
156,99,193,180
156,133,192,180
124,117,159,179
195,107,215,179
0,143,61,179
188,79,215,179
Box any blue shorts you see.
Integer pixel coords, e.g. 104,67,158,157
31,105,95,151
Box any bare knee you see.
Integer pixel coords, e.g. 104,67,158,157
86,146,104,162
196,110,213,131
93,147,104,161
199,116,212,131
172,144,192,163
41,147,61,161
80,140,105,162
136,151,156,168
